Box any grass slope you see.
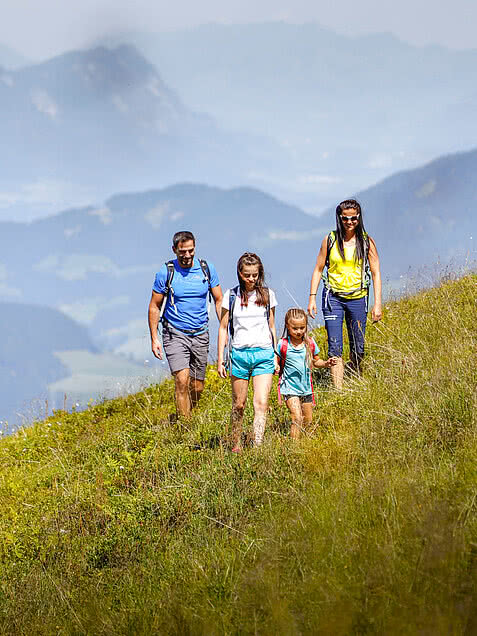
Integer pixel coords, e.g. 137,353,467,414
1,274,476,635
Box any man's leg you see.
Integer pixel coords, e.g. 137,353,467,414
189,378,204,409
189,330,209,411
173,368,192,418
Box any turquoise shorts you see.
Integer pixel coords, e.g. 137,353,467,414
230,347,275,379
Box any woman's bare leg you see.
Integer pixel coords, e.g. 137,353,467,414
251,373,273,446
230,376,249,451
330,357,344,390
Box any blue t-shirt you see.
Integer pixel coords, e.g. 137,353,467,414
153,259,219,332
278,337,319,396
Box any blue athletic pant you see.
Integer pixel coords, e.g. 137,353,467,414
322,289,368,366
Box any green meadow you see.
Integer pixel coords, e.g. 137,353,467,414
1,274,476,635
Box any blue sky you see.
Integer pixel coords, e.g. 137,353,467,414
1,0,476,59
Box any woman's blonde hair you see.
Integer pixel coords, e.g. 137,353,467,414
282,308,314,370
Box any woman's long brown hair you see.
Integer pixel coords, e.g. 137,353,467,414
236,252,269,307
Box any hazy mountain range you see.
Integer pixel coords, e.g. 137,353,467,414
0,43,286,221
3,22,477,222
101,22,477,211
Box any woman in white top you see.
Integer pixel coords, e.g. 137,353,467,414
217,253,278,451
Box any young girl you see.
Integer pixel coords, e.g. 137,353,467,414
277,308,336,439
217,253,278,451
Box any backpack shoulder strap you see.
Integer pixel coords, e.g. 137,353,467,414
228,286,239,338
159,260,175,320
278,337,288,377
308,338,316,356
198,258,213,316
198,258,211,290
325,231,336,268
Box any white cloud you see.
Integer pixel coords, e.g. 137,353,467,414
144,201,185,228
145,203,168,229
89,207,112,225
0,179,94,212
64,225,81,238
367,153,393,169
58,295,130,325
147,76,162,97
416,179,437,198
267,228,325,241
0,284,22,298
34,253,157,280
298,174,342,185
1,74,13,87
112,94,129,113
0,263,22,298
31,89,58,119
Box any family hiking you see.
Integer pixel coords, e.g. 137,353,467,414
148,199,382,449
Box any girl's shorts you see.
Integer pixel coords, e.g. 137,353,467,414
230,347,275,379
281,394,313,404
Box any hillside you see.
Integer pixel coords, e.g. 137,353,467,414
1,274,475,634
0,303,96,428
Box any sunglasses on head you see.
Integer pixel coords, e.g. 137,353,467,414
340,214,360,222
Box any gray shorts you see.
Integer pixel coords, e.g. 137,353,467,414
162,324,209,381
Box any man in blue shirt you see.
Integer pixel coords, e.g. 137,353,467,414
148,231,223,418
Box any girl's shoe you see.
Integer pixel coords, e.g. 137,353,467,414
231,446,242,453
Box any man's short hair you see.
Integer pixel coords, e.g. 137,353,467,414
173,231,195,248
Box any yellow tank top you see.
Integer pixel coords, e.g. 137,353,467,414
326,234,368,299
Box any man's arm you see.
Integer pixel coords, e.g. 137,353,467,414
148,291,165,359
211,285,223,322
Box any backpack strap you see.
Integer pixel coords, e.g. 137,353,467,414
228,286,239,339
308,338,316,405
325,231,336,269
198,258,212,316
159,260,175,322
362,233,371,292
277,337,288,405
322,231,336,292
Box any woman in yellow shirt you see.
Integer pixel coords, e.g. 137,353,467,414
307,199,382,389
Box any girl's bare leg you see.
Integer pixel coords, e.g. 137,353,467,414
302,402,313,434
230,376,249,451
251,373,273,446
286,396,303,439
